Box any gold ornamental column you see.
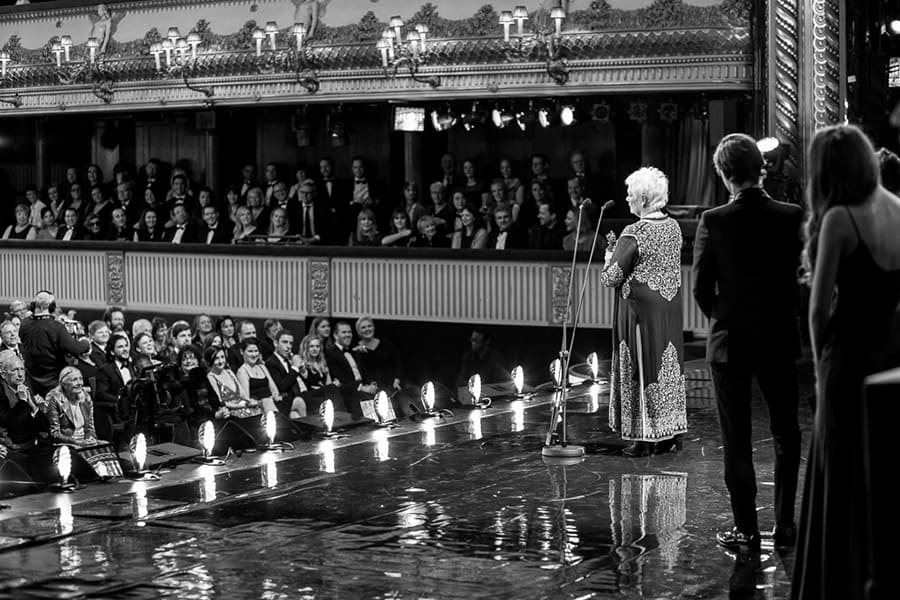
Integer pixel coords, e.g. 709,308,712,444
767,0,844,177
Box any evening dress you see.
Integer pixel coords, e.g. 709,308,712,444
600,216,688,442
792,208,900,600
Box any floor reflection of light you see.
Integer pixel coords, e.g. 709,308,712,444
588,383,602,413
262,453,278,488
422,420,436,446
58,496,74,535
59,538,82,575
318,440,336,473
373,428,390,461
132,484,149,519
468,410,483,440
511,401,525,432
199,466,217,502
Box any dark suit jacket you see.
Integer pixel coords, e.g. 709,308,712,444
325,344,370,398
0,381,44,446
488,224,527,249
89,343,108,367
265,354,304,401
691,187,803,363
55,225,85,241
162,223,200,244
201,222,234,244
298,201,333,245
528,222,565,250
95,360,134,409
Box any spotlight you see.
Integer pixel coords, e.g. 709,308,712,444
318,399,347,438
374,390,399,428
422,381,436,413
260,410,293,451
492,106,519,129
328,106,347,147
587,352,600,382
560,104,576,126
127,433,160,480
430,104,457,131
756,136,779,154
196,420,224,465
538,105,553,128
468,373,492,409
511,365,535,400
517,101,538,131
890,19,900,36
52,445,76,492
461,101,487,131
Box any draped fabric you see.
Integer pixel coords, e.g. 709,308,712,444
670,116,717,207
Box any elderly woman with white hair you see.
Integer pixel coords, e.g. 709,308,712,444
45,366,100,446
600,166,688,457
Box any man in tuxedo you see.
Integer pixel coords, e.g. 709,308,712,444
163,203,199,244
488,203,526,249
140,158,167,202
692,132,803,552
438,153,460,192
325,321,376,417
87,320,111,367
201,205,233,244
94,333,134,444
297,180,331,245
528,201,565,250
264,329,307,417
238,163,259,201
56,208,84,241
115,181,144,226
263,162,283,206
346,156,382,230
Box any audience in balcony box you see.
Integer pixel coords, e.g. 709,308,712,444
57,182,86,226
488,203,527,250
399,181,427,234
563,207,601,253
450,190,468,233
116,181,144,227
438,153,460,192
46,183,64,223
528,201,565,250
382,209,414,247
199,205,232,245
288,165,310,203
3,203,37,241
315,157,343,209
87,184,114,223
224,185,242,225
266,207,293,244
24,184,47,229
163,202,198,244
237,163,260,202
519,180,552,230
346,156,383,234
452,205,488,249
499,157,526,213
165,173,195,219
297,179,330,245
232,205,257,243
245,186,270,231
270,181,301,233
409,215,450,248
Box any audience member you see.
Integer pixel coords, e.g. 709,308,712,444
456,327,509,389
325,321,377,416
264,329,308,418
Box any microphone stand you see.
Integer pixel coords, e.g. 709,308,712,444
542,200,613,458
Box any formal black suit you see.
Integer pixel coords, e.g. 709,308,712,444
265,353,304,415
325,343,371,416
488,224,527,249
117,200,144,228
89,342,108,368
94,359,135,442
0,380,45,446
298,201,333,245
162,222,200,244
201,221,234,244
55,225,85,241
691,185,803,536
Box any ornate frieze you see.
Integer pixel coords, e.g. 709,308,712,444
309,259,330,316
105,251,125,305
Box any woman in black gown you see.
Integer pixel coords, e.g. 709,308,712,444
793,125,900,600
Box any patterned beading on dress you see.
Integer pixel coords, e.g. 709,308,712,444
622,219,682,301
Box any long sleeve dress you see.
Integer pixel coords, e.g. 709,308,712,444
600,216,688,442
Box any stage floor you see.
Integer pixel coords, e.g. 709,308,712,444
0,363,815,599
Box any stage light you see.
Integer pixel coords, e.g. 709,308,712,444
560,104,576,126
512,366,524,395
374,390,398,428
550,358,563,388
468,373,482,405
757,136,779,154
53,445,74,492
422,381,435,412
492,106,519,129
587,352,599,381
131,433,147,472
320,399,335,435
890,19,900,35
430,104,457,131
538,106,552,128
461,101,487,131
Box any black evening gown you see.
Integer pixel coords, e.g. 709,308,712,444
792,216,900,600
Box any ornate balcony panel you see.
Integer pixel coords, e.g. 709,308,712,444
0,0,752,115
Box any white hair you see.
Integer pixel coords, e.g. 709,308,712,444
625,167,669,212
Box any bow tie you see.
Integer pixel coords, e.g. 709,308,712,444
208,226,218,231
576,172,585,177
147,178,155,183
323,178,334,182
243,180,252,185
177,225,186,230
355,179,367,185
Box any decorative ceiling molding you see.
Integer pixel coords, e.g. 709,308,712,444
0,27,752,115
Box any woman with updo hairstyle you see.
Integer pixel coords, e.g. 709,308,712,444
600,166,687,457
792,125,900,600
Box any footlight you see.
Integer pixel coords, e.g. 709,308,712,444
127,433,160,480
374,390,399,428
469,374,492,409
511,365,535,400
196,420,225,465
587,352,600,382
52,445,76,492
260,410,293,451
412,381,452,421
318,399,346,438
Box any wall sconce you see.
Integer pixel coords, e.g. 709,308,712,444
499,5,569,86
375,17,441,88
252,21,320,94
0,51,22,108
150,27,214,103
53,34,115,104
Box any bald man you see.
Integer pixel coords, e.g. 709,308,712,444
18,291,90,394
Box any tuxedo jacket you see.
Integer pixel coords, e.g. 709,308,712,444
325,344,370,396
55,225,85,241
265,354,305,399
95,360,135,408
488,224,527,249
315,178,351,208
162,222,200,244
201,222,234,244
117,200,145,228
691,187,803,363
89,343,108,367
298,201,334,244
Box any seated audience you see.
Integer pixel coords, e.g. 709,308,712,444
528,201,565,250
3,204,37,240
410,215,450,248
456,327,510,389
35,206,58,241
452,204,488,249
45,367,102,446
488,203,527,249
0,351,48,450
235,337,281,414
325,321,377,416
354,316,403,392
382,208,414,247
133,207,164,242
348,208,381,246
264,329,309,419
562,207,600,252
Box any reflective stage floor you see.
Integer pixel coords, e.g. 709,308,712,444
0,366,815,599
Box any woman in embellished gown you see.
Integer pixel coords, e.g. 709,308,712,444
792,125,900,600
600,167,688,457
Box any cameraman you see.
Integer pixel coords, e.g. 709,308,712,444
19,291,90,395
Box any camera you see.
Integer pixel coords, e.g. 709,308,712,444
59,317,84,339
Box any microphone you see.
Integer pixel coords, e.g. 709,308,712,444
600,199,615,213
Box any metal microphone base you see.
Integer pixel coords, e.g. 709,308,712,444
541,444,585,458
